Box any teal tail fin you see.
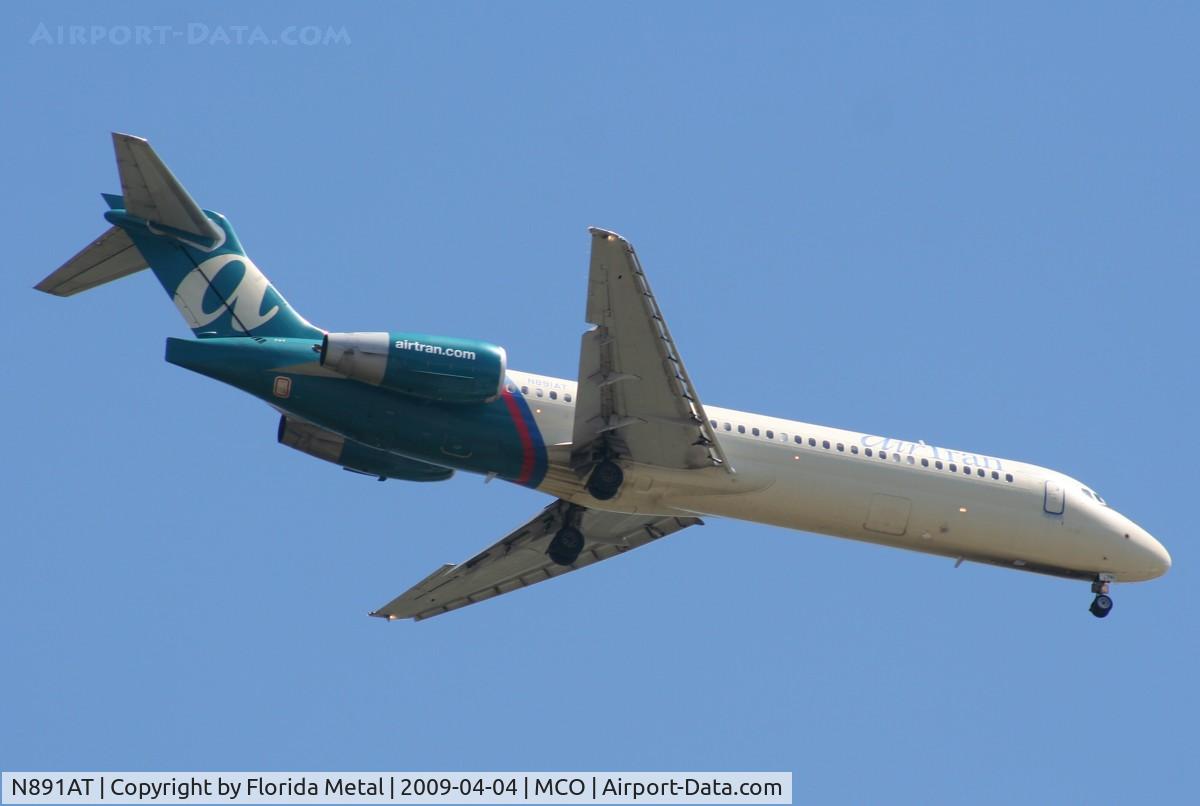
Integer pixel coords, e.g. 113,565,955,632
36,133,323,340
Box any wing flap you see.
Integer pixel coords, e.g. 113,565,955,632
371,501,702,621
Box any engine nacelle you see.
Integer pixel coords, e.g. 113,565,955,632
320,331,506,404
277,416,453,482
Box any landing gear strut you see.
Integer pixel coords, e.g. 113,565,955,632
1089,576,1114,619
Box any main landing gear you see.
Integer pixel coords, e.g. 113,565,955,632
548,526,584,566
547,504,587,567
552,457,623,566
1089,575,1115,619
586,460,624,501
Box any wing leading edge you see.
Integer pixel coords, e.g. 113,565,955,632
371,500,702,621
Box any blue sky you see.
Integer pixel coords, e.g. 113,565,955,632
2,2,1196,803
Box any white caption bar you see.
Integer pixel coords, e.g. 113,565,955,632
2,773,791,805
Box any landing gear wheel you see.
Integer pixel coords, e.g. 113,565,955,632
547,526,585,566
586,460,624,501
1089,576,1114,619
1089,593,1113,619
1090,593,1113,618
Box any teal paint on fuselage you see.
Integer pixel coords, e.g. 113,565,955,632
164,337,548,487
95,192,540,488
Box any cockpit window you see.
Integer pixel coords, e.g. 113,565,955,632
1081,487,1108,506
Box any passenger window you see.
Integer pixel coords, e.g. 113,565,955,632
936,461,944,470
865,448,873,457
724,422,732,431
949,463,957,472
809,438,817,447
879,451,888,460
921,458,929,467
894,454,902,462
822,440,830,449
752,427,760,437
766,430,774,439
836,443,844,452
962,465,970,474
977,468,985,477
992,470,1000,479
710,419,717,428
564,393,572,402
907,456,915,465
794,435,803,444
549,391,558,400
738,425,746,434
850,445,859,454
1005,473,1014,482
520,386,529,395
536,388,544,397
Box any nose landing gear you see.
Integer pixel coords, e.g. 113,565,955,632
1089,575,1115,619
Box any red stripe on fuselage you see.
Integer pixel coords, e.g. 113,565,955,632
501,389,535,485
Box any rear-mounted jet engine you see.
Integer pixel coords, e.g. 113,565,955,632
320,331,506,404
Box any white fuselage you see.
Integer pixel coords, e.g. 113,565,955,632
510,370,1171,585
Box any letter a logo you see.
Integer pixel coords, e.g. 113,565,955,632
173,254,280,332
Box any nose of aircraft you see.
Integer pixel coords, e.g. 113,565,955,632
1101,508,1171,581
1136,529,1172,578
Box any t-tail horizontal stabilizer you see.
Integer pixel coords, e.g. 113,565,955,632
36,133,322,340
36,132,221,296
35,224,147,297
112,132,222,243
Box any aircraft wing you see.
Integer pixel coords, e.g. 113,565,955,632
571,228,731,473
371,500,702,621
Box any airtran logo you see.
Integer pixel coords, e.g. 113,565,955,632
173,254,280,332
394,339,476,360
860,434,1005,470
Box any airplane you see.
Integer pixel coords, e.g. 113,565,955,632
36,133,1171,621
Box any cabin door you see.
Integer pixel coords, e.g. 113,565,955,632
1044,480,1065,515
